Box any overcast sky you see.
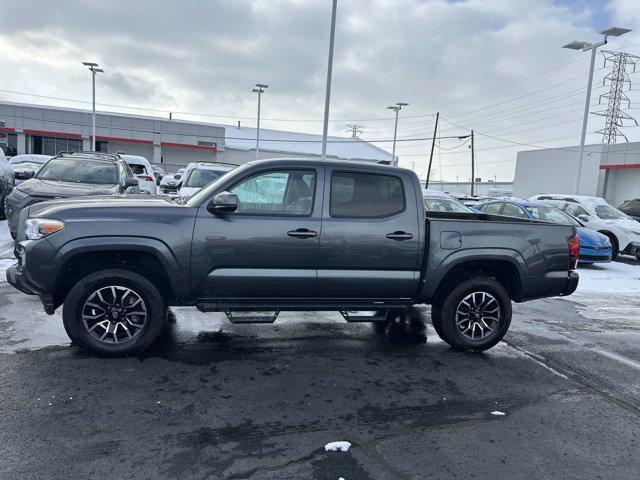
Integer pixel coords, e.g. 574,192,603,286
1,0,639,181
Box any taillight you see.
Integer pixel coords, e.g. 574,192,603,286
138,175,154,182
568,234,580,270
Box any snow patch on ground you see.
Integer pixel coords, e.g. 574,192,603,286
574,262,640,294
491,411,506,416
325,441,351,452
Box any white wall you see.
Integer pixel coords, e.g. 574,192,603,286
604,168,640,207
513,144,603,198
109,141,153,160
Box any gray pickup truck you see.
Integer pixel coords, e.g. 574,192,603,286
6,158,579,356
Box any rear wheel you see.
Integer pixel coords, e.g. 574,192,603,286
433,276,512,352
63,269,166,356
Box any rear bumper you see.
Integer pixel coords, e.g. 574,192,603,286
562,271,579,296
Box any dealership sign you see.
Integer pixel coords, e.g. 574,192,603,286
197,140,217,147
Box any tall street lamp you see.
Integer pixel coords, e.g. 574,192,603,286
82,62,103,151
387,102,409,166
563,26,631,194
321,0,338,160
252,83,268,160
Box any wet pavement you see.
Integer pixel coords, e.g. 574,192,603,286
1,279,640,480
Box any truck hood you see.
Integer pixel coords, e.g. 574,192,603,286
28,195,181,219
16,178,119,198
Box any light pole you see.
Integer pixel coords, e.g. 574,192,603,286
252,83,268,160
387,102,409,166
563,26,631,194
82,62,103,151
321,0,338,160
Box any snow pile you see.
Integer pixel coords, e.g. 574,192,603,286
491,411,506,416
575,262,640,294
325,441,351,452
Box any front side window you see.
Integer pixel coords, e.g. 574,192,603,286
330,171,404,218
37,158,118,185
230,169,316,215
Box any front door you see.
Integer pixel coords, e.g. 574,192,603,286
317,168,422,298
191,166,323,299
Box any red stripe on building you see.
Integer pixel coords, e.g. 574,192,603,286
23,129,82,138
91,135,153,145
161,141,217,151
599,163,640,170
0,127,14,133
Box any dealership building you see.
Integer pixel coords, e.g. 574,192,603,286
513,141,640,206
0,101,392,171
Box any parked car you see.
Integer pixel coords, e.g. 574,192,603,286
0,148,14,220
8,154,52,185
530,194,640,260
6,158,579,356
618,199,640,222
151,165,166,185
160,169,185,194
5,151,139,239
178,162,237,199
451,194,492,208
423,189,474,213
477,199,612,264
120,155,157,195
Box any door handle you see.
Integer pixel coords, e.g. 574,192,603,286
287,228,318,239
386,231,413,241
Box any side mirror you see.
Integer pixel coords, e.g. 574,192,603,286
207,191,238,214
124,177,139,188
577,214,590,222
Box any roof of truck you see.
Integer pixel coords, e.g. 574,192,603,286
244,157,413,174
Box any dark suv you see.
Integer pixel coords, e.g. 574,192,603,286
5,151,139,238
619,199,640,222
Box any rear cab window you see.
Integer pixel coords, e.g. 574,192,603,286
330,171,405,218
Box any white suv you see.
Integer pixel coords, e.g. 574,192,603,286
120,155,157,195
529,194,640,259
178,162,236,199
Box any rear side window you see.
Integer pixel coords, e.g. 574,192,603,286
129,164,147,175
330,172,405,218
482,203,503,215
501,203,527,218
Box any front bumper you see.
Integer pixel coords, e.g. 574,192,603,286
562,271,579,296
6,264,39,295
623,242,640,256
578,245,612,263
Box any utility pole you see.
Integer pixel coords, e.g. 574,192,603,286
82,62,103,151
470,130,475,197
387,103,409,166
345,124,364,138
562,26,632,193
321,0,338,160
425,112,439,188
252,83,268,160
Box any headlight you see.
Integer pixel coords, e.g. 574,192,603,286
25,218,65,240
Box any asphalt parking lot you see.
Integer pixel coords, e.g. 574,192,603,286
1,261,640,479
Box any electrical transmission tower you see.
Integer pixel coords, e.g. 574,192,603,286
345,124,364,138
593,50,640,143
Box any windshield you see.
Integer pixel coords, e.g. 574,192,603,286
11,161,45,171
184,168,227,188
36,158,118,185
595,205,628,220
425,197,473,213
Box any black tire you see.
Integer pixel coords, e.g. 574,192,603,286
435,276,512,352
63,269,166,356
430,303,444,339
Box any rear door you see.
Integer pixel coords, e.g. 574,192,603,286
317,168,421,298
191,165,323,298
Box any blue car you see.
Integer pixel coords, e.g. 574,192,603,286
477,200,612,264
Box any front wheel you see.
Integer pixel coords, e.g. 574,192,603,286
432,276,512,352
63,269,166,356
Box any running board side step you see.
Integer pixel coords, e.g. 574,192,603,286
339,309,388,323
224,310,279,324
